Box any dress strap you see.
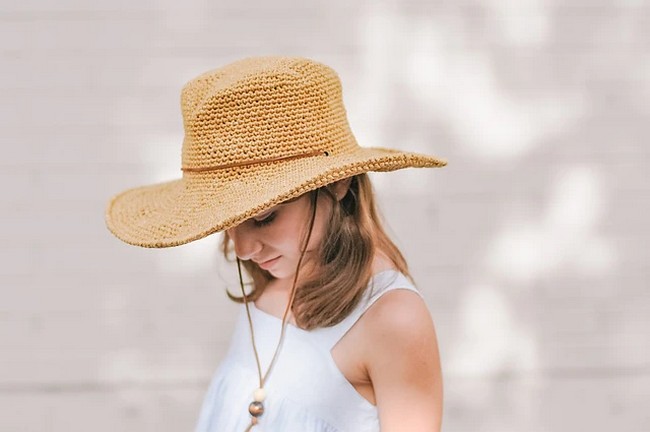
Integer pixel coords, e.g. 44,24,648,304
314,270,423,351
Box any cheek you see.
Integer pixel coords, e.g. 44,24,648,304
267,195,332,255
264,220,303,254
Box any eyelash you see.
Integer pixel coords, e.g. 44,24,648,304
253,212,276,227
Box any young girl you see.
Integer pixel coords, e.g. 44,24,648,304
106,56,447,431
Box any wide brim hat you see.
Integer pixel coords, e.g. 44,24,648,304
105,56,447,248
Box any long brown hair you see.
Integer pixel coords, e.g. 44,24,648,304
221,173,412,330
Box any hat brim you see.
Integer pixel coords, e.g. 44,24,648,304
105,147,447,248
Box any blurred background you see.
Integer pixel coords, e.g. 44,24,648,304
1,0,648,431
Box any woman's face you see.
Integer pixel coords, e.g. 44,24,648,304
226,184,345,281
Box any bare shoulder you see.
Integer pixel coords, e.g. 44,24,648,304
362,288,436,344
360,288,443,431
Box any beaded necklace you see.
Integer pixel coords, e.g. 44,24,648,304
236,189,319,431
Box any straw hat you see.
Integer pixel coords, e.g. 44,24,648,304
105,56,447,248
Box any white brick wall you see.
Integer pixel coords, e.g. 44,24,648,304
1,1,648,431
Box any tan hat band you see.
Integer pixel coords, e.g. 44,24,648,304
180,149,330,173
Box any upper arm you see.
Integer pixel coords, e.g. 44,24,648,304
363,289,443,432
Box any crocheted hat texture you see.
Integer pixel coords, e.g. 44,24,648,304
105,56,447,248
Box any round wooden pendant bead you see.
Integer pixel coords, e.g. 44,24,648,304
249,401,265,417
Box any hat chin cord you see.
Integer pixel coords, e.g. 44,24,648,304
237,188,319,431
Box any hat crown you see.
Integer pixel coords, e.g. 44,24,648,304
180,57,357,172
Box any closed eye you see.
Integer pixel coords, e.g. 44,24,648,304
253,211,276,227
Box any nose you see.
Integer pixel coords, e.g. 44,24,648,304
227,224,263,261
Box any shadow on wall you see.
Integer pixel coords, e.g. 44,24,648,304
348,1,647,431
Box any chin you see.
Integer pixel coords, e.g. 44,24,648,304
268,269,293,280
266,264,298,281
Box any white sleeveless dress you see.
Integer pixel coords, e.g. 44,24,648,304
194,269,422,432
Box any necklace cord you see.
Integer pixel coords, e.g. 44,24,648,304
237,258,264,385
237,188,320,430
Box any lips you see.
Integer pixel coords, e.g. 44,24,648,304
257,256,280,270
